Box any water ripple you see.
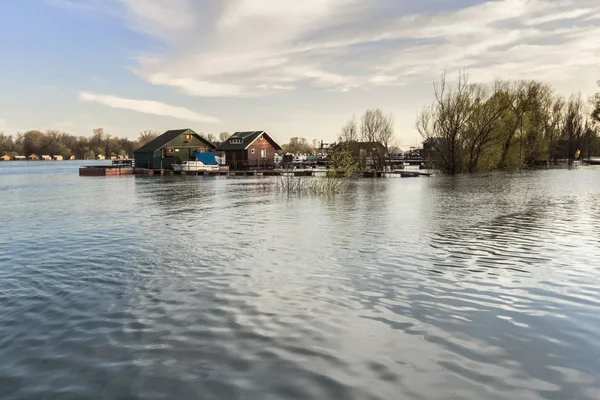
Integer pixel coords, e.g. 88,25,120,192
1,164,600,399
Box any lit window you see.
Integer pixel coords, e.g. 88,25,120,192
185,134,192,142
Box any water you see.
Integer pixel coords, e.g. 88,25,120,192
1,161,599,400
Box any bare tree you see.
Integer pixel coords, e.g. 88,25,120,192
219,132,231,142
137,130,159,148
359,109,394,170
338,117,359,142
376,112,395,171
203,133,217,143
417,71,472,174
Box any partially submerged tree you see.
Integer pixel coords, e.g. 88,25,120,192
417,72,472,174
592,79,600,126
562,94,586,164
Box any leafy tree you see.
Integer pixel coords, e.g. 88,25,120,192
328,142,359,177
282,137,314,155
21,130,45,156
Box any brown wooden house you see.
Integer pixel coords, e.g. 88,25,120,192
217,131,282,170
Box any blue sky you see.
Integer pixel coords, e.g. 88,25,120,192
1,0,599,147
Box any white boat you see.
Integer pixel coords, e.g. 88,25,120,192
173,161,220,172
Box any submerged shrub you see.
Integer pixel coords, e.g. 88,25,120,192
275,175,349,197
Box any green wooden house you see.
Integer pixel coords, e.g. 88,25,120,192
134,129,216,170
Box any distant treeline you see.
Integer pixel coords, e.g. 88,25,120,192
417,73,600,174
0,129,160,159
0,130,239,159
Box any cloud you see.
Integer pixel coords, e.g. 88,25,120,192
79,92,220,123
142,73,245,97
525,8,593,25
56,0,600,97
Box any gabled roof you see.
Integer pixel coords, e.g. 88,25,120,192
216,130,282,151
135,129,215,153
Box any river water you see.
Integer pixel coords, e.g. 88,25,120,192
1,161,599,400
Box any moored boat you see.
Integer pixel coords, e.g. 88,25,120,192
173,160,220,172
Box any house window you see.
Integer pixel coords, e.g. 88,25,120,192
230,139,243,144
251,148,255,154
165,147,174,156
260,136,264,140
261,149,266,158
185,134,192,142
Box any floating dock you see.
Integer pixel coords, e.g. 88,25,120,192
79,160,135,176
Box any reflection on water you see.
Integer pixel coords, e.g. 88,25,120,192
1,161,600,400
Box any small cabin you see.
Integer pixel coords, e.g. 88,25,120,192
68,155,76,160
1,155,11,161
28,154,39,161
41,155,52,161
97,154,106,160
14,155,26,160
134,128,216,170
216,131,282,170
53,155,63,161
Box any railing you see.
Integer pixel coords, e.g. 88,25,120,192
112,159,134,167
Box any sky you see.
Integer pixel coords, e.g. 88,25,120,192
0,0,599,147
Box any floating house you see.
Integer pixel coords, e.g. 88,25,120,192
14,156,26,160
97,154,106,160
1,155,11,161
41,155,52,161
216,131,282,170
134,129,216,170
53,155,63,161
28,154,39,161
68,155,76,160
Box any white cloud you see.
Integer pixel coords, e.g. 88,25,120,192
79,92,220,123
143,73,245,97
56,0,600,98
371,75,398,84
526,8,593,25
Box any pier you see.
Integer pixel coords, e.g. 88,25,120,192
131,168,431,178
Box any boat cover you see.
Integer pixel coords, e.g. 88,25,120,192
192,151,218,165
